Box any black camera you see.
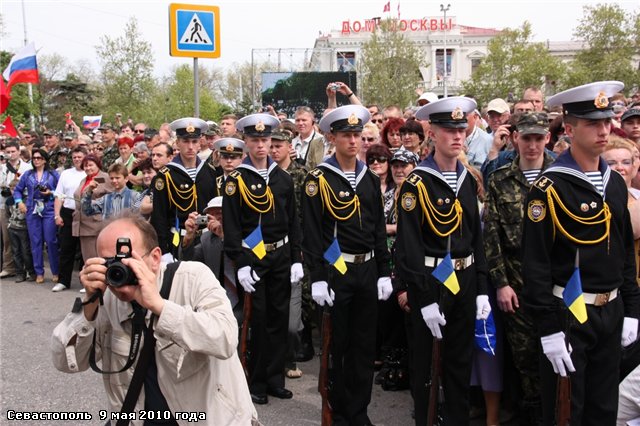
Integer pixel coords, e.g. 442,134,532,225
36,184,48,192
0,187,11,197
104,238,137,287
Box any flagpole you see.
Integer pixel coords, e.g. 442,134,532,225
440,4,451,98
21,0,36,131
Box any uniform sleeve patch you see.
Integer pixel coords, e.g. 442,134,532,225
154,177,165,191
225,181,237,196
527,199,546,222
401,192,417,211
305,180,318,197
533,176,554,192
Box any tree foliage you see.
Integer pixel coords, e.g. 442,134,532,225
462,22,564,106
566,4,640,89
359,18,427,108
94,17,157,122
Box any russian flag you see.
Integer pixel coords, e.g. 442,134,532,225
83,115,102,130
2,42,39,91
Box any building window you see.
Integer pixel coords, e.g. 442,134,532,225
436,49,452,79
337,52,356,72
471,58,482,74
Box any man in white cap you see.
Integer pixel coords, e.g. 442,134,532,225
395,96,491,425
522,81,639,425
223,113,303,404
486,98,511,134
301,105,392,425
417,92,439,107
150,117,220,260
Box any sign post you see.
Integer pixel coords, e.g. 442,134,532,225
169,3,220,117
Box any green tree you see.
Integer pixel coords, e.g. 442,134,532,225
359,18,427,108
219,61,275,115
566,4,640,89
94,17,157,122
462,22,564,106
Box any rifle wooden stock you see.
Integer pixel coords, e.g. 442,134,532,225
319,306,333,426
240,292,252,380
427,337,442,426
556,375,571,426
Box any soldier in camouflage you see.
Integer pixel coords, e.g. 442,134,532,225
482,112,554,425
270,128,310,378
98,123,121,170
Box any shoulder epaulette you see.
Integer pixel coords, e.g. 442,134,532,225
309,168,323,178
405,173,422,186
533,175,554,193
229,170,241,179
159,166,170,175
216,175,223,185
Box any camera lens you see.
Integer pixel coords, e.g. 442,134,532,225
106,263,133,287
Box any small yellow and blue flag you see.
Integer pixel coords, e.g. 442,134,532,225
562,266,588,324
431,253,460,295
324,238,347,275
243,225,266,260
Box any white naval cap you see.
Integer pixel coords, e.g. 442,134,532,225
415,96,477,128
547,81,624,120
213,137,246,154
318,105,370,134
169,117,208,138
235,113,280,137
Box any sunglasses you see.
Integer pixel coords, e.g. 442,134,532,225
367,156,388,165
371,119,384,124
361,137,376,142
133,130,145,134
32,156,44,160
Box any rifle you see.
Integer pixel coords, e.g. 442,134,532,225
239,292,252,379
427,337,443,426
556,375,571,425
318,305,333,426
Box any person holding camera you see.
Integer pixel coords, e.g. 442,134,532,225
52,214,258,425
12,148,60,284
0,141,31,279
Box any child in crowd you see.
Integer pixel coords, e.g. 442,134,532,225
82,163,139,220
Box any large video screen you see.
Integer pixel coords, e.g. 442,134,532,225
261,71,357,117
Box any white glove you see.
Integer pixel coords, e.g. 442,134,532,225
421,303,446,339
541,332,575,377
475,295,492,321
311,281,335,307
621,317,639,347
161,253,176,264
377,277,393,301
290,262,304,285
237,266,260,293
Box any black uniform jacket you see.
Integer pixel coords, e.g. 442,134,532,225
301,155,391,284
522,149,640,336
151,155,220,254
395,154,488,309
222,156,302,270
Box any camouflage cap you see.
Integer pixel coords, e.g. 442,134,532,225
63,132,76,140
270,129,293,143
516,112,549,135
98,123,114,131
621,108,640,122
42,129,61,137
204,121,222,136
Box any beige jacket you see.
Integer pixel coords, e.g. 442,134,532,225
51,261,258,425
71,171,113,237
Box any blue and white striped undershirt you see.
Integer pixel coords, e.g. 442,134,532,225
585,171,604,195
522,169,541,184
257,169,269,181
185,167,197,181
442,171,457,193
344,171,356,190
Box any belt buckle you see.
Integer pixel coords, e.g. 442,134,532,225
454,258,465,271
353,254,365,264
264,243,276,252
594,292,610,306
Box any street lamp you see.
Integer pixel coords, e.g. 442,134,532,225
440,3,450,98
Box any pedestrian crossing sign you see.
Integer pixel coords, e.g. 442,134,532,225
169,3,220,58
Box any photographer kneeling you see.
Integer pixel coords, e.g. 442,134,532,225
51,213,258,426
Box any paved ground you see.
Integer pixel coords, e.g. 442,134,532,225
0,271,415,425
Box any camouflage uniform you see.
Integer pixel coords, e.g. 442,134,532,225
47,146,70,170
483,151,554,422
101,144,120,171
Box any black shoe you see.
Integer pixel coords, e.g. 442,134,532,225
15,275,26,283
26,274,36,282
296,341,315,362
251,393,268,405
267,387,293,399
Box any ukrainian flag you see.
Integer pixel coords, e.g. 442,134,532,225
324,238,347,275
431,253,460,295
243,225,266,260
562,267,588,324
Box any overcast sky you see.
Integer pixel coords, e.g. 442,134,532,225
1,0,637,77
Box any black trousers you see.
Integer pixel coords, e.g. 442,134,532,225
540,296,623,426
329,260,378,426
407,264,477,426
247,244,291,395
58,207,80,287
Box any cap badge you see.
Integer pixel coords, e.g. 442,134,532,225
347,113,359,125
225,144,234,152
186,124,195,133
594,91,609,109
451,107,464,120
255,121,266,132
